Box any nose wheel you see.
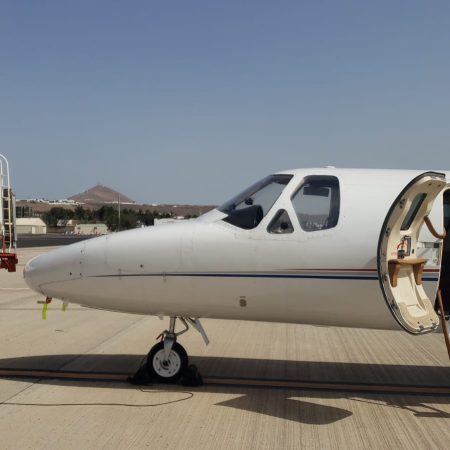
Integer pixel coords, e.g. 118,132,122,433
145,316,209,384
147,341,188,382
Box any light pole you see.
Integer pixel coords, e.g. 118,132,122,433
118,193,121,232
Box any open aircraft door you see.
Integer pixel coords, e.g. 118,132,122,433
378,171,449,334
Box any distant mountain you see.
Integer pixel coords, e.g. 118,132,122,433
69,185,135,205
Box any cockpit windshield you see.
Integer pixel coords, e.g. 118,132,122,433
218,174,293,229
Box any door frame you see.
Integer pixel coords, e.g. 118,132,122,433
377,171,447,334
438,189,450,316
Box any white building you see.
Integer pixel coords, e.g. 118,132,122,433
16,218,47,235
74,223,108,235
154,217,185,226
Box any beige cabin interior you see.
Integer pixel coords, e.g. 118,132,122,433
380,174,447,334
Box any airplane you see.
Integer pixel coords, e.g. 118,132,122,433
24,168,450,382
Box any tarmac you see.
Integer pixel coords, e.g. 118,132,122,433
16,234,91,248
1,247,450,449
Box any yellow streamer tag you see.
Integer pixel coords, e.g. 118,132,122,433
42,303,48,320
62,302,68,312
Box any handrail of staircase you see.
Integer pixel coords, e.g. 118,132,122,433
0,154,12,252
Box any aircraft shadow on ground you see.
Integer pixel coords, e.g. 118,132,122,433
1,354,450,425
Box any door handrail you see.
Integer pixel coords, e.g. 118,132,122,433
424,216,446,240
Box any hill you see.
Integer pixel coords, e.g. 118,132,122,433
69,185,135,205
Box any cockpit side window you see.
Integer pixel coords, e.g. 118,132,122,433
267,209,294,234
219,174,293,230
291,176,340,232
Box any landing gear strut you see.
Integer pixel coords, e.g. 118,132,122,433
146,316,209,383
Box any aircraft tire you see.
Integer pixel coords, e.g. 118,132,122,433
146,341,188,383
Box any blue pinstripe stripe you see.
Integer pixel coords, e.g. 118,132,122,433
89,273,439,282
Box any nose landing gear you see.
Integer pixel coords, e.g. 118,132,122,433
147,341,188,382
146,316,209,383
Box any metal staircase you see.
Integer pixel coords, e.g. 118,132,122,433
0,154,17,272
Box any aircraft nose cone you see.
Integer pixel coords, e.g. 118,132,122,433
23,243,85,296
23,255,45,294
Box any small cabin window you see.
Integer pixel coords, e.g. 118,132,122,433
400,193,427,231
291,176,340,232
267,209,294,234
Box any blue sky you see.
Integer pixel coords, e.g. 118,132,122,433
1,1,449,204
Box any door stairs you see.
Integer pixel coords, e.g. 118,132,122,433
0,154,17,272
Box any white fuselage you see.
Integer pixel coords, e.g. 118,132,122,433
24,168,449,332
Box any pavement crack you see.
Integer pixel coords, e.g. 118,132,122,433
0,378,45,406
56,315,148,371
